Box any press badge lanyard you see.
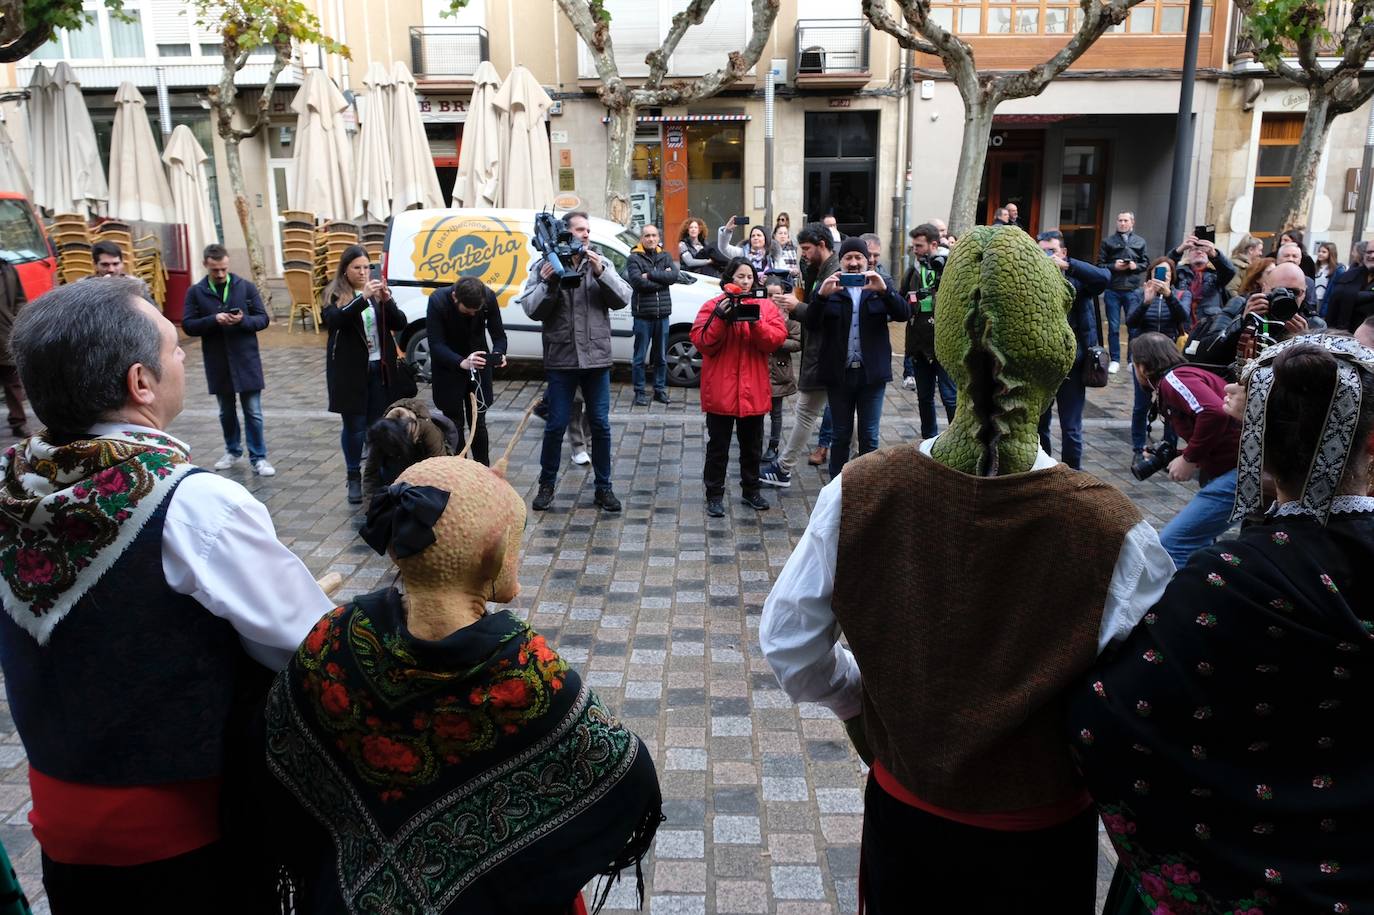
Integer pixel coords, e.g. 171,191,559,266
212,275,230,305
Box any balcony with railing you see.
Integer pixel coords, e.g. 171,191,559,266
410,26,490,86
1230,0,1352,60
794,19,872,89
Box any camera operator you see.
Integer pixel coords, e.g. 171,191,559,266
690,258,788,517
1130,331,1242,569
1189,262,1315,370
899,223,956,439
806,237,910,479
427,275,507,466
519,211,632,513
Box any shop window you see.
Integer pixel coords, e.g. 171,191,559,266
686,123,744,234
1058,141,1107,263
938,0,1206,34
1250,113,1303,239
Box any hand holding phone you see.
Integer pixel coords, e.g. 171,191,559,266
735,215,750,226
1153,265,1169,283
838,272,866,288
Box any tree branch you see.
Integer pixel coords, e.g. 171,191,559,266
859,0,939,56
629,0,779,107
1329,74,1374,116
646,0,716,88
999,0,1142,100
233,31,291,140
0,22,52,63
556,0,628,108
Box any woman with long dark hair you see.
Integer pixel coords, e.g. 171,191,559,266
1075,334,1374,915
690,257,787,517
1315,240,1346,317
323,244,408,504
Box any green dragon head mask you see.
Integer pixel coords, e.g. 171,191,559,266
929,226,1075,476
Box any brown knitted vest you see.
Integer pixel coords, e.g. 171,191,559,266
834,446,1142,814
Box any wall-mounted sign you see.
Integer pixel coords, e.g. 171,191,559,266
551,130,569,144
828,98,852,108
558,167,575,191
416,95,469,123
665,125,685,149
559,149,573,167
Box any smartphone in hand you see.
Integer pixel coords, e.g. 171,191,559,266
1153,265,1169,282
735,215,750,226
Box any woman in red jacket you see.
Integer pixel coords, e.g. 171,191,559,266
691,258,788,517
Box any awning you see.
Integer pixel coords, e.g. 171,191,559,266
600,114,751,124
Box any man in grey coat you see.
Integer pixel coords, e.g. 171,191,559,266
519,211,632,513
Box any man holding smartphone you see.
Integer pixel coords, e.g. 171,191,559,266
1097,211,1149,374
181,244,275,476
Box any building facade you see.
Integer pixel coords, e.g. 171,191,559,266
2,0,1371,278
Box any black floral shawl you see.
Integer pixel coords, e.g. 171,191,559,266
264,589,661,915
1070,511,1374,915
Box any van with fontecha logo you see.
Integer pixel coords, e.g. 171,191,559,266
384,209,719,387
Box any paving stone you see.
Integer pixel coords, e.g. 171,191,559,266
712,815,762,845
714,879,769,914
771,865,826,900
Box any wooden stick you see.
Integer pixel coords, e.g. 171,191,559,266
492,396,541,478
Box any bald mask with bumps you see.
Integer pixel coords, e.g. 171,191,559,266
392,457,527,603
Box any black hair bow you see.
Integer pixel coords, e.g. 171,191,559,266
359,482,450,558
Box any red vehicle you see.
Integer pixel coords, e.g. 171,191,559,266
0,192,55,301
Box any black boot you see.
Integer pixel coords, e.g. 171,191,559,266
346,471,363,505
762,440,779,464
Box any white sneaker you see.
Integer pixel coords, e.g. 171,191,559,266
571,450,591,466
252,458,276,477
902,376,917,391
213,452,242,470
1107,361,1120,374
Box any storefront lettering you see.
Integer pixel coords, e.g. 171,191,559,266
415,98,468,115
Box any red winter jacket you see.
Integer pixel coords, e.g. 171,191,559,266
691,293,787,417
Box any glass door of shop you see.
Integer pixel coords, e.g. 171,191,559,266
803,111,878,236
1058,141,1108,263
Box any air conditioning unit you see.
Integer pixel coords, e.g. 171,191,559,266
798,46,826,74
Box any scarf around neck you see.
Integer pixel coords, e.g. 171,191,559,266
0,428,194,644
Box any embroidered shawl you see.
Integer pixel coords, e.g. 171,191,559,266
265,589,661,915
1070,512,1374,915
0,429,194,644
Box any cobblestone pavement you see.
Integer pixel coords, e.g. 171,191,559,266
0,326,1197,913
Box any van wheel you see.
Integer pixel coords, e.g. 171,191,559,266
666,332,701,388
404,329,431,383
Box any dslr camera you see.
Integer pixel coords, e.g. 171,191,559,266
532,211,587,289
1131,440,1179,482
1263,287,1300,323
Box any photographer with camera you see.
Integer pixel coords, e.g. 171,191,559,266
1130,331,1242,569
427,275,507,466
690,258,788,517
806,237,910,479
1190,262,1314,370
1168,234,1236,333
519,211,632,513
900,223,957,439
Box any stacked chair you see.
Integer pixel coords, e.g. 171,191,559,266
49,214,94,283
280,210,321,334
361,222,387,264
132,234,167,310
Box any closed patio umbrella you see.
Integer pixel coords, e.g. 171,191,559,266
162,125,217,283
389,61,444,213
492,66,554,209
24,65,51,209
288,69,355,222
452,60,501,208
108,82,174,223
351,62,393,222
48,62,107,216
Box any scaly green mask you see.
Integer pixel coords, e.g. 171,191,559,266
929,227,1075,476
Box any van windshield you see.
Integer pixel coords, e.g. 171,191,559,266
0,200,47,264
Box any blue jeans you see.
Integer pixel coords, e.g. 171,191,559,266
1159,468,1238,570
632,317,669,394
907,356,957,439
216,390,266,462
827,368,886,478
1102,289,1140,363
542,368,612,489
1037,363,1087,470
338,362,389,473
818,404,833,448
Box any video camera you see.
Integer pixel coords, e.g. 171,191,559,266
720,282,761,322
532,211,587,289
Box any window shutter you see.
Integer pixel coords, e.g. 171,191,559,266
148,0,193,45
669,0,748,76
579,0,661,78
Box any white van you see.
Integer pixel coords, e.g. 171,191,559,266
383,208,720,386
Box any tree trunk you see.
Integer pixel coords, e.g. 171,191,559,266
948,97,997,237
605,104,635,226
221,133,272,308
1277,87,1334,234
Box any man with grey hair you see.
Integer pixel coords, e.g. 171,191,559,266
1275,242,1319,308
1098,210,1149,373
0,278,331,907
860,232,895,288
